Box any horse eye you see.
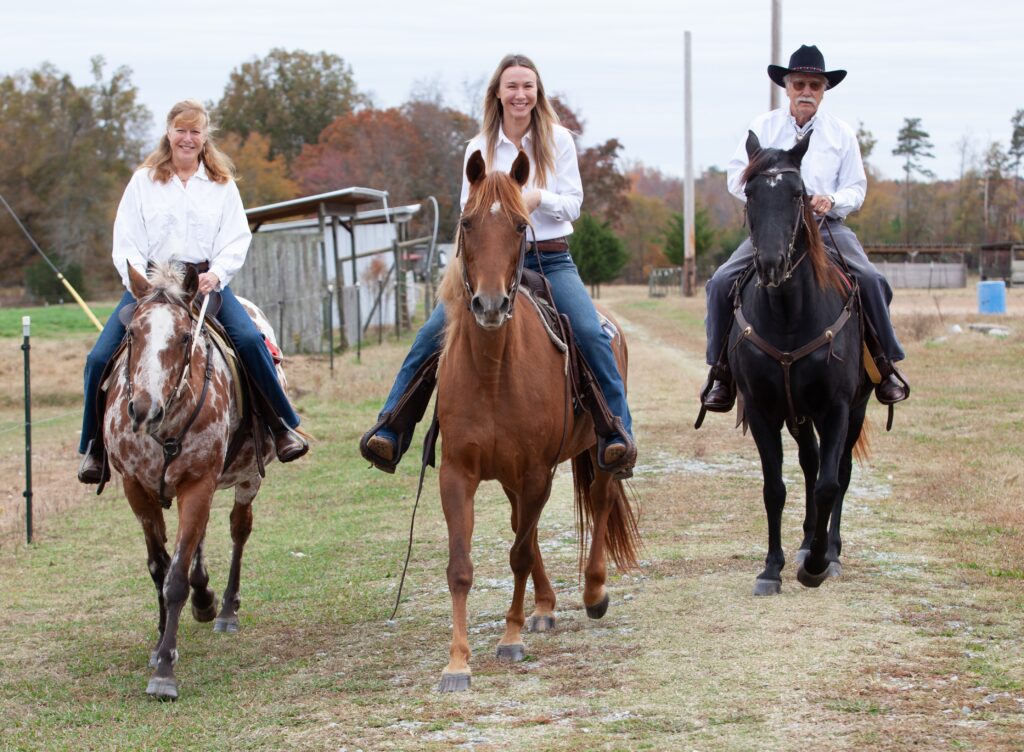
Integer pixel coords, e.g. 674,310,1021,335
516,222,527,234
181,333,192,345
460,219,472,230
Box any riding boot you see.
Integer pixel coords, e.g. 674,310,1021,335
77,438,110,485
873,357,910,405
700,361,736,413
248,382,309,463
577,359,637,480
360,351,441,473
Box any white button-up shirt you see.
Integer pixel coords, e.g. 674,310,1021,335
112,163,252,290
459,123,583,241
726,107,867,219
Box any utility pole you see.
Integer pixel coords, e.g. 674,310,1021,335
683,30,696,296
770,0,782,110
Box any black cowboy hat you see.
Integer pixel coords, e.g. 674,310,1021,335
767,45,846,89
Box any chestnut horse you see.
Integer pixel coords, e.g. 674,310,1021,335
433,150,640,692
105,264,281,700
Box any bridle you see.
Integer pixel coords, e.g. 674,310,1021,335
456,213,530,325
123,296,214,508
745,165,810,286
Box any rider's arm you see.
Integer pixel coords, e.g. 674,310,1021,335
112,171,150,291
208,180,252,290
830,122,867,218
534,126,583,223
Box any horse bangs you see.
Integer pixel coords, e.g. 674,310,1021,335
463,173,531,228
741,150,776,187
143,263,189,305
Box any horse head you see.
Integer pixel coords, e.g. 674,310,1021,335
742,131,812,288
123,263,200,436
452,149,531,330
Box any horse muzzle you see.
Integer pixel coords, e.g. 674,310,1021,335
128,399,165,435
470,292,511,329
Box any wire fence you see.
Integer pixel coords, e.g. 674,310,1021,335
0,409,78,436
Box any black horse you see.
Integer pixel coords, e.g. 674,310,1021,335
729,131,871,596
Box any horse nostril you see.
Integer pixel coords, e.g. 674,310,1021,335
499,296,510,314
153,405,164,424
127,401,136,421
471,295,485,315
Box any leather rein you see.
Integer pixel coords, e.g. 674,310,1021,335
123,298,214,509
735,167,859,437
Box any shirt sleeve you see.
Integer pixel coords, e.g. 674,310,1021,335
830,124,867,218
536,130,583,222
208,180,252,289
727,119,764,203
111,172,150,291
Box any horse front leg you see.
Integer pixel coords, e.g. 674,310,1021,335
747,411,787,596
502,485,556,634
147,476,216,701
827,401,868,574
794,426,820,568
438,464,478,692
497,473,551,661
215,478,258,634
124,478,170,666
188,535,218,623
798,406,849,588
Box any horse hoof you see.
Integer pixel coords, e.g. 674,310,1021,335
528,615,556,633
149,651,158,669
437,672,471,692
797,563,831,588
192,597,218,623
146,676,178,701
214,616,239,634
753,578,782,596
827,561,843,578
795,549,810,567
496,643,525,662
585,594,610,620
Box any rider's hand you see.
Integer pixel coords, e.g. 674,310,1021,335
810,194,835,216
198,272,220,296
523,189,542,213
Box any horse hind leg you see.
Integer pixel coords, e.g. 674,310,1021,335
794,427,820,569
503,485,556,634
215,479,258,634
189,536,218,623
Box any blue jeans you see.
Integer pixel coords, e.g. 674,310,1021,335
378,251,632,442
704,218,906,365
79,286,299,454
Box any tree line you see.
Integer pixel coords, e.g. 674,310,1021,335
1,49,1021,301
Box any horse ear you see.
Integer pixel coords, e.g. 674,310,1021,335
790,130,812,164
127,265,151,300
181,264,199,302
466,150,486,186
510,150,530,187
745,130,761,160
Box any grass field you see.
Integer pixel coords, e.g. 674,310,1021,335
0,285,1021,750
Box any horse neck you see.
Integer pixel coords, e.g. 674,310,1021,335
758,238,820,333
447,304,524,390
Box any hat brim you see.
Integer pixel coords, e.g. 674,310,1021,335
768,65,847,89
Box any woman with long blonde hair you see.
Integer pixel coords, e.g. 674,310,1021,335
78,100,307,483
361,53,636,479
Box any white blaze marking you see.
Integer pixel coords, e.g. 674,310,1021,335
490,201,501,215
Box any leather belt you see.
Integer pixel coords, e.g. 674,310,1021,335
530,237,569,253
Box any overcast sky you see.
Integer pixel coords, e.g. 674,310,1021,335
2,1,1020,189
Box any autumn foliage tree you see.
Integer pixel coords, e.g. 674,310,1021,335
219,131,298,208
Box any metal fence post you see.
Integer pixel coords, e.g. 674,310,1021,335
22,316,32,544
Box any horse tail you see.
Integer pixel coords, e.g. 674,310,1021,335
852,416,871,465
571,451,642,574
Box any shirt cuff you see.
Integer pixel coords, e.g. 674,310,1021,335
537,189,563,220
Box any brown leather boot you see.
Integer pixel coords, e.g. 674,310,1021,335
77,439,108,484
599,432,638,480
274,426,309,463
873,359,909,405
700,364,735,413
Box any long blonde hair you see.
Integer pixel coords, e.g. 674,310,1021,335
480,54,560,189
140,100,235,184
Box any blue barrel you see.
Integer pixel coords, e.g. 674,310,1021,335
978,280,1007,314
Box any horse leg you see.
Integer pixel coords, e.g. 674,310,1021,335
437,464,478,692
124,478,170,668
502,485,556,633
794,427,820,568
497,473,551,661
747,412,787,596
582,453,614,618
215,479,259,634
188,536,218,623
798,406,850,588
827,402,867,575
146,476,216,701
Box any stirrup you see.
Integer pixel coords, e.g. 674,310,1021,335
695,366,735,429
359,415,402,474
596,419,637,480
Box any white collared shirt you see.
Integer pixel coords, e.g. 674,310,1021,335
726,107,867,219
112,163,252,290
459,124,583,240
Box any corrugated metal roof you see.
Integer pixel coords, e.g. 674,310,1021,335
245,187,389,227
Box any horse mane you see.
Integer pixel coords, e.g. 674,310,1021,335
438,172,531,310
142,263,190,306
743,149,845,295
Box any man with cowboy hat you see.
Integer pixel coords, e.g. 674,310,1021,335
700,44,908,413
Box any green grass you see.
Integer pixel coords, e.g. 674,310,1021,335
0,301,117,339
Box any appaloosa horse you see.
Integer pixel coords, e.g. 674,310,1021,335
729,132,871,596
105,263,282,700
433,150,640,692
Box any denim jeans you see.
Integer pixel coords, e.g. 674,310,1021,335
79,286,299,454
378,250,632,442
704,218,906,365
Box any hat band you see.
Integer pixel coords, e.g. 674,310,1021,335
791,66,825,73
